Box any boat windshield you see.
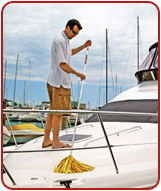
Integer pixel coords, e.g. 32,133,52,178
135,42,158,83
86,99,158,123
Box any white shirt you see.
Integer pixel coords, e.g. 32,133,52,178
47,31,72,89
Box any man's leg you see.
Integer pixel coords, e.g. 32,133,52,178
51,115,62,148
42,83,53,148
42,114,52,147
52,115,71,148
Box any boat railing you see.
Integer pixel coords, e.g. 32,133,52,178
3,108,158,116
3,109,158,184
83,125,142,147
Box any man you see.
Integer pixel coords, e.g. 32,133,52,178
42,19,92,149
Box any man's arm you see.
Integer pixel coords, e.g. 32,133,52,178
72,40,92,56
60,63,86,81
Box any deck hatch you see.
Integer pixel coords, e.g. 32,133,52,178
59,134,92,142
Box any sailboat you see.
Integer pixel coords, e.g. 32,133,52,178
3,42,158,188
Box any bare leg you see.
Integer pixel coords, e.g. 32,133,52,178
52,115,71,148
42,114,71,148
42,114,52,147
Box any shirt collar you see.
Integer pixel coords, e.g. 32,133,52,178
61,31,69,43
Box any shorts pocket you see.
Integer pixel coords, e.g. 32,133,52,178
55,88,71,112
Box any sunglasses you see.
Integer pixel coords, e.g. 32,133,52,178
71,29,78,35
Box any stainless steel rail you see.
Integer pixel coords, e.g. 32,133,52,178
3,109,158,117
97,113,119,174
3,164,16,186
6,114,18,146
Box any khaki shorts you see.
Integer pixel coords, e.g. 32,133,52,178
47,83,71,116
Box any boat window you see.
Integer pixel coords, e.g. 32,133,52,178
142,70,158,81
140,48,158,70
86,100,158,123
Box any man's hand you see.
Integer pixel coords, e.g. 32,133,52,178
84,40,92,48
60,63,86,81
76,72,86,81
72,40,92,55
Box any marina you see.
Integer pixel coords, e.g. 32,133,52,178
2,2,159,189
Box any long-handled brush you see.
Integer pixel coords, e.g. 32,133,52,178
54,47,95,173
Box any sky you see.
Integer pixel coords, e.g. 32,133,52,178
1,1,159,109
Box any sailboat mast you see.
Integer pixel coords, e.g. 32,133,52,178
137,16,140,70
4,60,7,99
106,29,108,104
116,74,118,96
13,54,19,105
27,60,31,106
23,80,26,106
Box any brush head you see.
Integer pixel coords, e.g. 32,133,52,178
54,155,95,174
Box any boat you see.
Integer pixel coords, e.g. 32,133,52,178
69,112,92,125
36,112,47,122
11,113,40,122
8,115,19,120
3,42,158,188
69,113,83,125
3,126,11,145
6,124,44,144
19,113,39,122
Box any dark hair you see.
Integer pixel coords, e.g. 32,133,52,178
66,19,83,30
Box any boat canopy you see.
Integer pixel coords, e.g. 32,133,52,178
135,42,158,83
86,99,158,123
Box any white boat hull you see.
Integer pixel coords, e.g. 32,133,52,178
3,121,158,188
3,162,157,188
9,134,44,144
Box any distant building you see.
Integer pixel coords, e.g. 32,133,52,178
41,101,50,110
71,101,86,110
41,101,86,110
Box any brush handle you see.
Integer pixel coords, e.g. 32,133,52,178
70,47,89,154
84,47,89,65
